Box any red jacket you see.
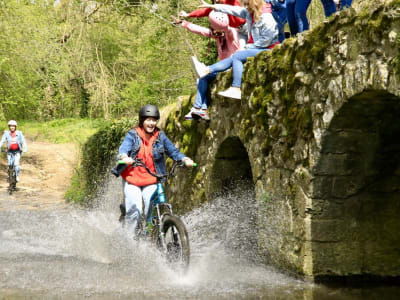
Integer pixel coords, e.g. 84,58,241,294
188,0,246,28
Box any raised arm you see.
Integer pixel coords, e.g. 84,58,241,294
198,1,249,19
214,4,249,19
187,8,213,18
181,21,213,38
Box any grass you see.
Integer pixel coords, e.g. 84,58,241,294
14,118,108,144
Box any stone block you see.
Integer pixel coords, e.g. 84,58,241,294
312,153,363,176
311,219,347,242
311,198,345,219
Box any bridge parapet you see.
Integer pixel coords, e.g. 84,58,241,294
164,1,400,281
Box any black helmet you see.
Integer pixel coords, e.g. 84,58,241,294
139,104,160,120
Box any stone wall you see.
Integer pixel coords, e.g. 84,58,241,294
163,1,400,281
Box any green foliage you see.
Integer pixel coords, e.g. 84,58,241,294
66,117,136,204
17,118,106,144
0,0,201,121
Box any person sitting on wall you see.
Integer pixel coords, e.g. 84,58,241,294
190,0,279,100
171,11,241,121
179,0,248,48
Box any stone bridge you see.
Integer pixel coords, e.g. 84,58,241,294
163,1,400,282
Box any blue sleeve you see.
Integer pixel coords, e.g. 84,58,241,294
0,132,6,149
160,132,185,161
20,132,27,152
118,131,135,159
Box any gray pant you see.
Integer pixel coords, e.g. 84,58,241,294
7,151,21,177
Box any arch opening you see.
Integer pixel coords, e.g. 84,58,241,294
209,136,254,197
207,136,258,259
312,90,400,281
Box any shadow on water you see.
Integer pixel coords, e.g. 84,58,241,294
0,176,399,299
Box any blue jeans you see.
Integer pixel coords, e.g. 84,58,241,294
321,0,352,17
122,181,157,234
286,0,311,36
7,151,21,177
340,0,352,9
209,49,268,88
193,72,218,109
320,0,337,17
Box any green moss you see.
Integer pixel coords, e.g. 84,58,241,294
205,128,211,138
261,138,271,156
194,171,203,183
269,124,280,139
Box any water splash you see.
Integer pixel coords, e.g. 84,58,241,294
1,174,397,299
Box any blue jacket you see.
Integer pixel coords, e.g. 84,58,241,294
118,129,186,176
0,130,28,152
214,4,278,49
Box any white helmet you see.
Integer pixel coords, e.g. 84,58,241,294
8,120,17,127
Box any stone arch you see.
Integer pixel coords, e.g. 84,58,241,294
208,136,254,197
311,90,400,279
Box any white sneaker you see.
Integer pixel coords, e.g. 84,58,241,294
218,87,242,99
190,56,209,78
184,107,201,120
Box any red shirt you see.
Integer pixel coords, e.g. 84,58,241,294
188,0,246,28
8,131,19,151
121,127,159,186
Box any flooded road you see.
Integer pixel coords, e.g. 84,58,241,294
1,186,399,299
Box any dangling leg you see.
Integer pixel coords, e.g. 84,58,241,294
185,72,217,121
218,49,267,99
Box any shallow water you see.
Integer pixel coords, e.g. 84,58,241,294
0,187,399,299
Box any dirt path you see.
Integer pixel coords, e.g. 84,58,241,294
0,139,78,210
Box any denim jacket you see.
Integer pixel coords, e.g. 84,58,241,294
118,129,186,176
0,130,28,152
214,4,278,49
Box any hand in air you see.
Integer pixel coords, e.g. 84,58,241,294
170,15,182,25
178,10,189,18
199,0,215,9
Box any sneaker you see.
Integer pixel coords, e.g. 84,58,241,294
218,87,242,100
190,56,209,78
192,109,210,121
184,107,201,120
